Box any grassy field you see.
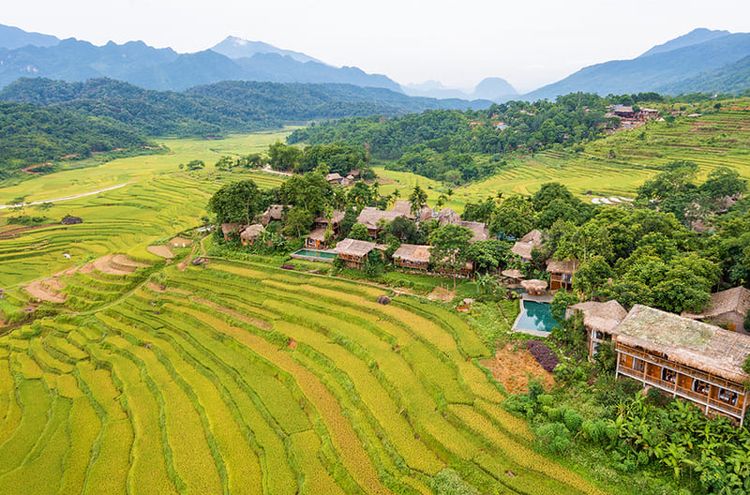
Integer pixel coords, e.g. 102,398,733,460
0,131,291,315
0,258,607,495
375,105,750,208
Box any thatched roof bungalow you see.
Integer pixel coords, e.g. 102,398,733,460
261,205,285,226
511,229,543,262
221,223,244,240
392,244,431,271
305,226,328,249
521,279,548,296
682,287,750,333
568,300,628,359
333,238,384,268
356,207,403,237
615,304,750,425
546,259,578,290
240,224,265,246
326,173,344,184
459,221,489,242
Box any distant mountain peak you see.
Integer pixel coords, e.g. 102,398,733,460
0,23,59,50
639,28,731,58
211,36,320,64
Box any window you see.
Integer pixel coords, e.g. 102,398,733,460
692,379,709,395
718,388,738,406
632,357,645,372
661,368,676,384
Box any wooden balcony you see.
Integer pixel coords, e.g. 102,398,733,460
618,363,745,419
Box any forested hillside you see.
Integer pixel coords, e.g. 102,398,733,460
0,78,487,137
0,102,149,178
289,93,612,183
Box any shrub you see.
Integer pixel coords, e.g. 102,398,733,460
534,422,572,454
527,340,559,372
430,469,479,495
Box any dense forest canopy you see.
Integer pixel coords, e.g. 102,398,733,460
0,78,486,138
288,93,618,183
0,101,149,179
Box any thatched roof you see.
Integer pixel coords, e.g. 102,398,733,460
511,229,543,260
392,244,431,264
501,269,524,280
221,223,243,235
315,210,346,226
683,287,750,319
520,229,544,244
459,221,488,242
570,300,627,333
417,206,435,222
261,205,285,225
392,200,414,217
334,238,377,257
521,279,548,291
616,305,750,383
437,208,461,225
356,207,402,229
547,259,579,275
240,224,265,240
326,173,343,182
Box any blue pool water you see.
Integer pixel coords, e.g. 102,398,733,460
514,300,559,333
291,249,337,261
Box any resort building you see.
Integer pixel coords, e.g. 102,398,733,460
392,244,431,271
614,305,750,425
682,287,750,333
356,207,404,238
459,220,489,242
546,259,578,290
261,205,285,226
240,224,265,246
437,208,461,226
326,173,344,185
567,300,628,359
221,223,243,241
511,229,544,262
333,238,383,268
306,211,345,249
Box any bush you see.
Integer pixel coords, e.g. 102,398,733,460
527,340,559,372
534,422,572,454
430,469,479,495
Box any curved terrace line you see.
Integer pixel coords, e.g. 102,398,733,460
0,183,129,209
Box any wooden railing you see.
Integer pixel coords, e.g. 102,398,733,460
618,364,745,418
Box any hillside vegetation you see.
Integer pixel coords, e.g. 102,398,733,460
0,102,149,179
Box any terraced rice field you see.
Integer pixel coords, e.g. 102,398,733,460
376,107,750,207
0,131,290,320
0,259,605,494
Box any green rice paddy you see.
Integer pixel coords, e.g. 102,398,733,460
2,106,749,494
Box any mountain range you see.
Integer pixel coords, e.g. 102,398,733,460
526,28,750,99
0,25,402,92
403,77,518,102
0,24,749,100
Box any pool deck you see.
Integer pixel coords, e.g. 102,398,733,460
511,292,555,337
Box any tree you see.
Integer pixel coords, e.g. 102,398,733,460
268,142,302,171
186,159,205,171
215,155,236,171
283,207,314,238
349,223,370,240
279,172,332,216
429,224,472,288
491,195,534,238
238,153,263,168
700,167,746,203
572,255,613,299
207,180,262,225
409,185,428,216
462,197,497,223
387,216,420,243
466,240,510,273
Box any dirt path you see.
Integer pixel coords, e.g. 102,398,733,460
0,183,128,209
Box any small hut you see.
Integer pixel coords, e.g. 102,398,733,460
261,205,285,226
333,238,381,269
501,268,525,283
240,224,265,246
305,227,328,249
521,279,548,296
221,223,243,241
511,229,543,262
546,259,578,290
326,173,344,185
61,215,83,225
682,287,750,333
568,300,627,359
392,244,431,271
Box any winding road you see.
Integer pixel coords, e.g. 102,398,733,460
0,183,129,209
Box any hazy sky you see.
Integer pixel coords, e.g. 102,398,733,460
3,0,750,92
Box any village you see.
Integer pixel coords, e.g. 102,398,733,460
216,173,750,427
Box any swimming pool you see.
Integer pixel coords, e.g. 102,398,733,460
513,300,559,334
291,249,338,262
